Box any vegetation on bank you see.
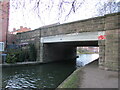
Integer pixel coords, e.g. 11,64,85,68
6,44,37,63
57,68,82,88
77,51,96,54
77,50,98,54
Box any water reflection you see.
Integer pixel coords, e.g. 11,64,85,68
2,54,99,89
76,54,99,67
2,61,76,89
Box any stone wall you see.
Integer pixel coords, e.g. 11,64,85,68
40,16,105,37
98,13,120,71
16,12,120,70
103,13,120,71
40,13,119,37
17,12,120,40
104,30,119,71
98,40,105,69
16,29,41,61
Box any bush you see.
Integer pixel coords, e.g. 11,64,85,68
28,44,37,61
6,49,26,63
6,51,17,63
16,50,25,62
6,43,37,63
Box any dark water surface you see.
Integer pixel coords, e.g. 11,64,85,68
2,61,76,89
2,54,99,89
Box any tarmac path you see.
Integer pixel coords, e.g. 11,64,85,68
79,60,119,88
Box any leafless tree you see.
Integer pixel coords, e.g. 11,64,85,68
96,0,120,16
1,0,120,21
10,0,86,22
1,0,119,28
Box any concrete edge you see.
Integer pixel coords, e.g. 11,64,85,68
57,59,99,88
57,67,84,88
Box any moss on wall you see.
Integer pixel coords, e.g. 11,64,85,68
57,67,83,88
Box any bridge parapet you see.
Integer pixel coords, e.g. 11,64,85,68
17,12,120,40
105,13,120,30
40,12,120,37
41,16,105,37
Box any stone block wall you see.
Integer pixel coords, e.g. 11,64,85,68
40,16,105,37
16,29,41,61
98,13,120,71
98,40,105,69
104,30,119,71
16,12,120,71
104,13,120,30
103,13,120,71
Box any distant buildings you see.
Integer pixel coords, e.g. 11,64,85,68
10,26,31,35
77,47,99,53
8,26,31,44
0,0,9,64
0,0,31,48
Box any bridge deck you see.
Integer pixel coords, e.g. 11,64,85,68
41,31,105,43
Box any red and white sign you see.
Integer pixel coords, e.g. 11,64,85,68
98,35,106,40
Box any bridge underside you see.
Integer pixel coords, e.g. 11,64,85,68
39,30,119,71
40,31,100,63
41,41,98,63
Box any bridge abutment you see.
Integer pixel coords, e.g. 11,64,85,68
98,40,105,69
104,30,119,71
41,43,76,63
99,13,120,71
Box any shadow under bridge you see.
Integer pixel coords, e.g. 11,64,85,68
41,32,103,63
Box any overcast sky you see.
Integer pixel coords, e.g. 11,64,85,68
8,0,119,31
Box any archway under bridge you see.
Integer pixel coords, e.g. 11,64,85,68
40,31,101,63
41,41,99,63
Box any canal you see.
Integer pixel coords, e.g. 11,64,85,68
2,54,99,89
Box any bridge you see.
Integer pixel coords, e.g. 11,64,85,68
17,12,120,71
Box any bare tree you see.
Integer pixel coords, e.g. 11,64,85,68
7,0,120,29
2,0,120,21
10,0,86,22
96,0,120,16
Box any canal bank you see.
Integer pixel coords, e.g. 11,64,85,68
57,60,118,88
1,61,45,67
2,60,76,88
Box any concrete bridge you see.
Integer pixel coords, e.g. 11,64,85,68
17,12,120,71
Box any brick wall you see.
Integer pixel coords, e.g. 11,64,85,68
0,1,9,45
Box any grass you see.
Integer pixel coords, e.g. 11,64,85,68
77,50,98,54
77,51,98,54
57,68,83,88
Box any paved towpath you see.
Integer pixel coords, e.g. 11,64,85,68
79,60,119,88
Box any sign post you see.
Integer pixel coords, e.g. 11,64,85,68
0,42,4,52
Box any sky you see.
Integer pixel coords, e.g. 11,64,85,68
8,0,119,31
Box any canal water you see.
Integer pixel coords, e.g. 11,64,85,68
2,54,99,89
76,54,99,67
